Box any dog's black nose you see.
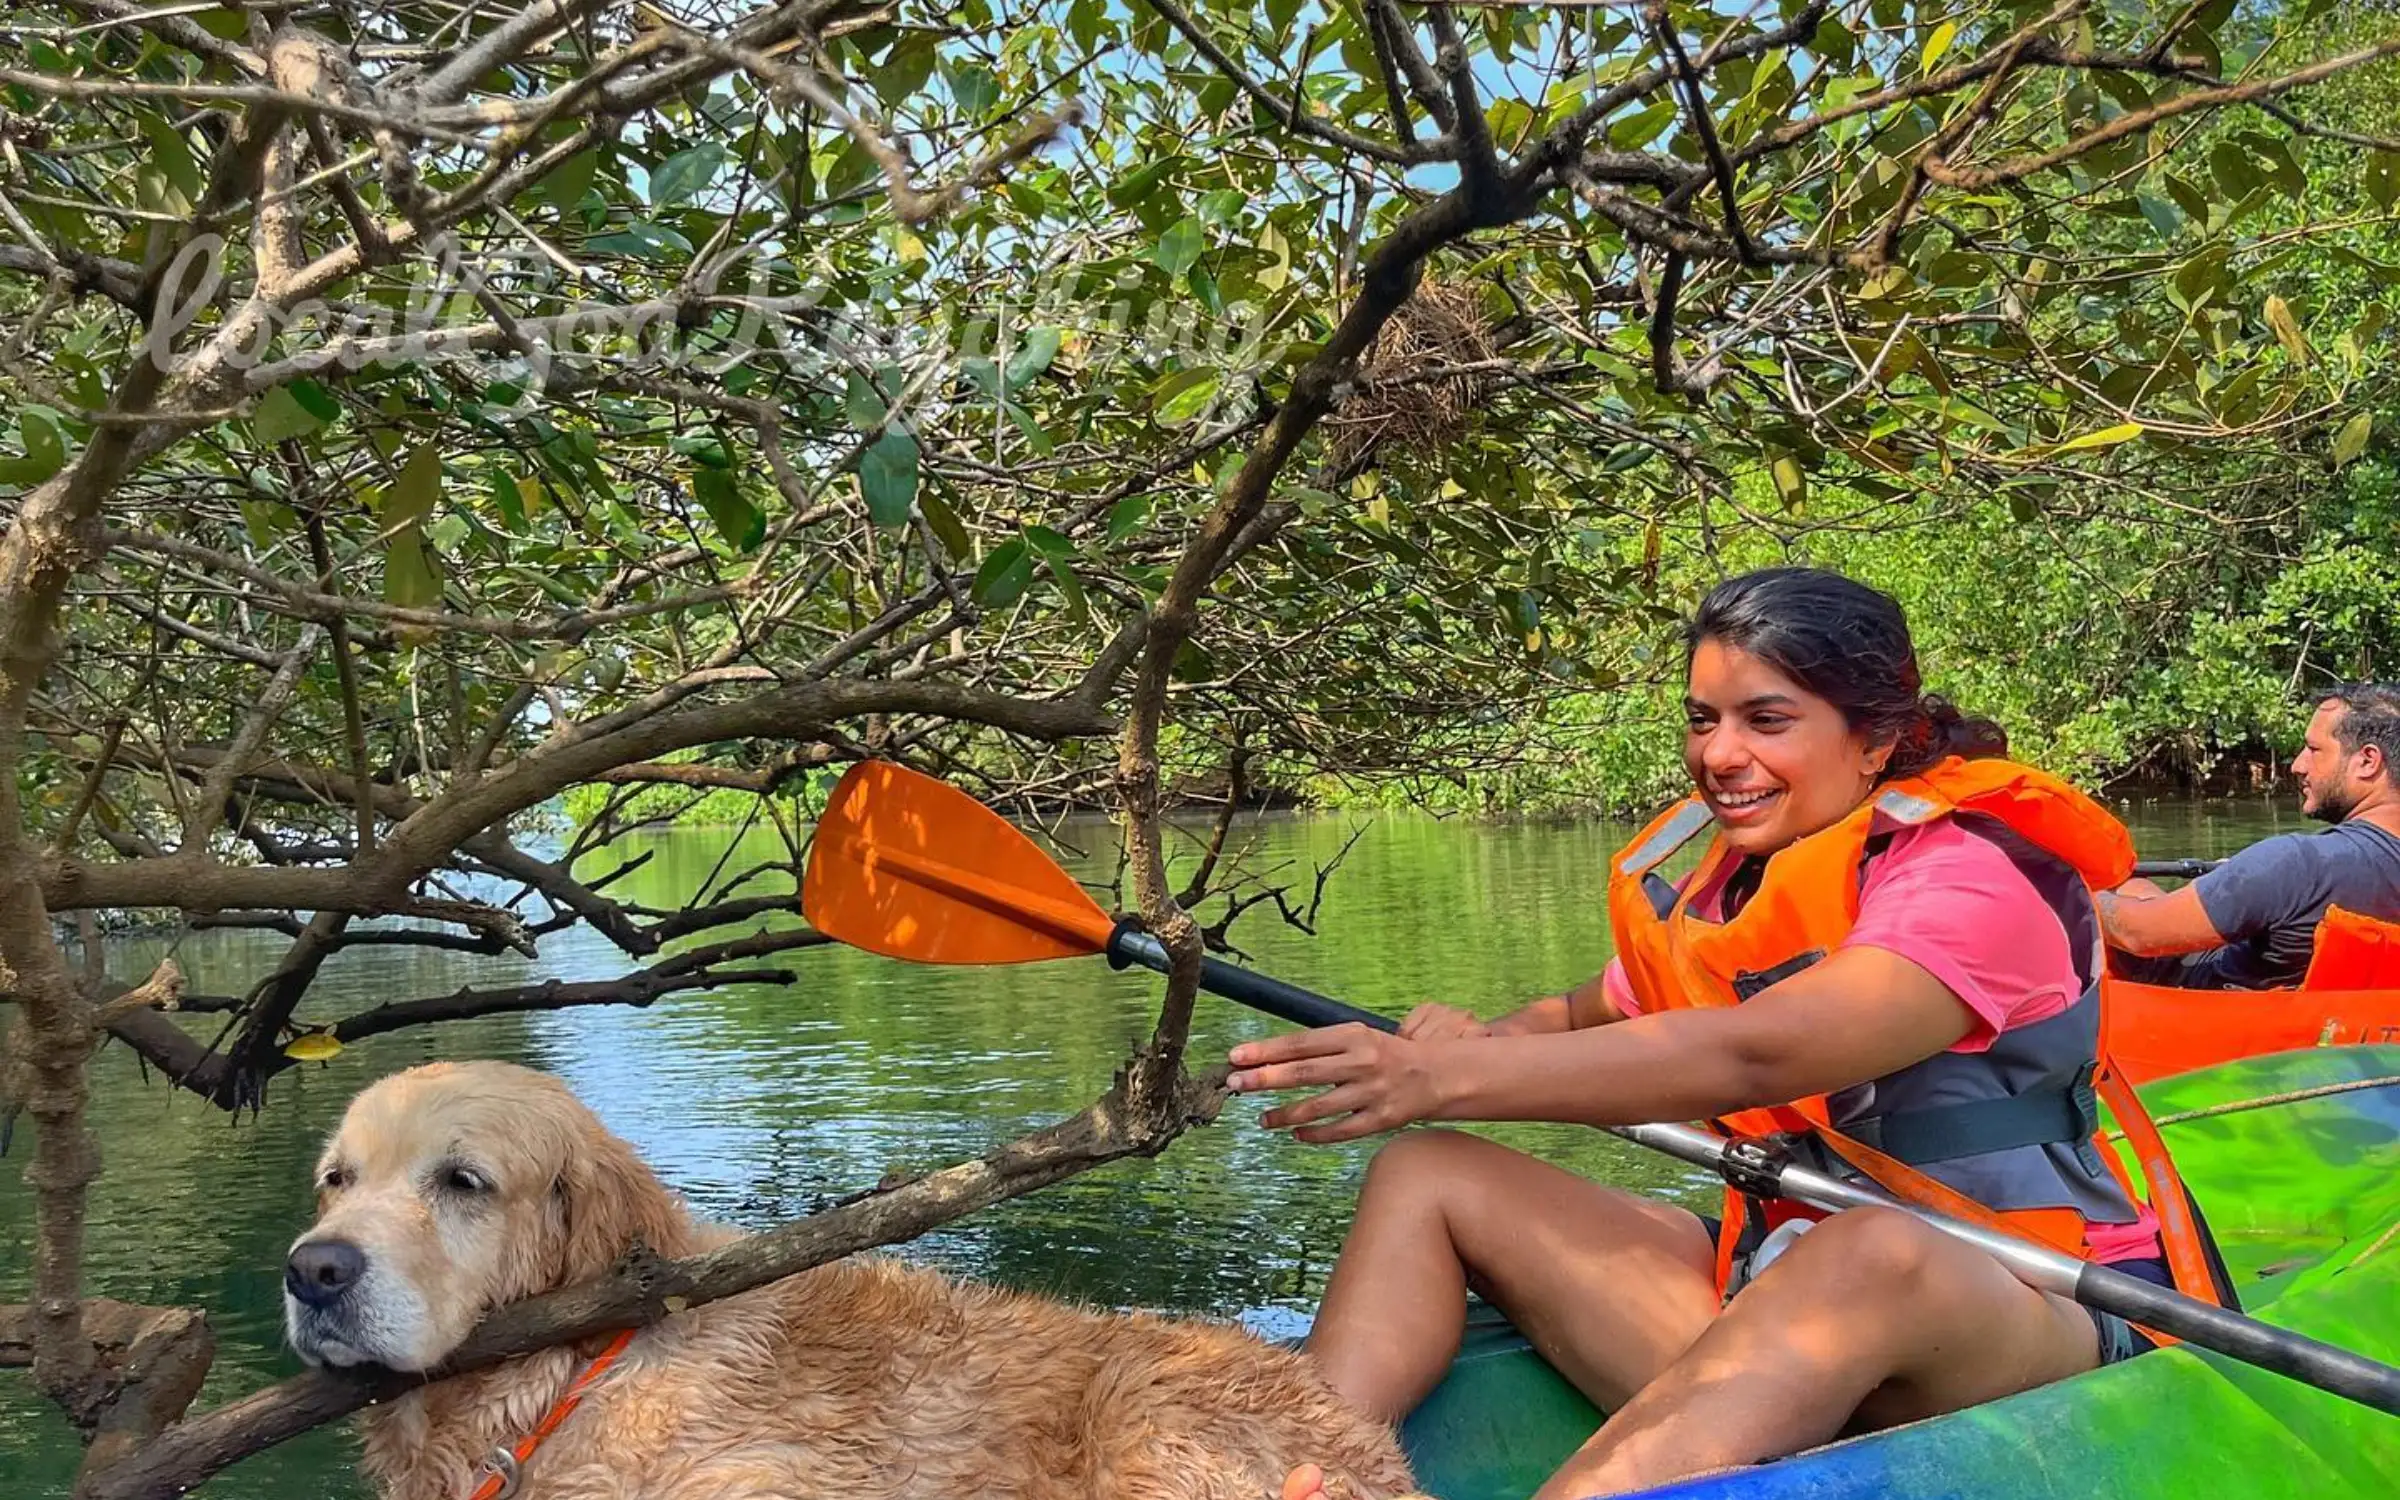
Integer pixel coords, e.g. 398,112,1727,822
285,1239,366,1307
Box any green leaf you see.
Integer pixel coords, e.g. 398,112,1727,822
1859,265,1913,302
1187,264,1223,317
1769,455,1808,511
287,378,342,423
240,499,280,548
384,530,441,609
1109,159,1176,212
17,408,67,482
1002,398,1053,457
857,430,920,527
971,538,1032,607
1255,220,1292,293
2058,421,2144,452
584,220,694,260
1197,188,1246,227
648,142,728,207
947,60,1000,115
920,491,973,559
875,34,940,104
2208,140,2259,201
382,445,442,529
845,372,888,428
1151,368,1220,424
670,429,733,468
1006,327,1064,389
2162,173,2211,228
692,467,765,550
1107,495,1152,542
139,116,202,202
1025,525,1090,626
1921,19,1957,71
2369,152,2400,213
1155,216,1206,275
2171,246,2228,311
252,386,324,443
2333,413,2373,467
1607,102,1677,150
490,471,528,530
543,149,602,212
2093,72,2151,115
2250,135,2306,199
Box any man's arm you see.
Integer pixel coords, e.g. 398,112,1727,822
2098,882,2228,958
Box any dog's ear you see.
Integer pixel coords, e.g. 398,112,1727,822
553,1125,693,1285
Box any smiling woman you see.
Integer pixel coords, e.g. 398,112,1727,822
1230,567,2230,1500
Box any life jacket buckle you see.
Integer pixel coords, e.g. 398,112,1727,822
2068,1060,2104,1175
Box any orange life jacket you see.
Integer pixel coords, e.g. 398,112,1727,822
1607,756,2229,1309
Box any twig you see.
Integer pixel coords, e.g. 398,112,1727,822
1930,33,2400,192
1650,3,1757,264
1138,0,1442,165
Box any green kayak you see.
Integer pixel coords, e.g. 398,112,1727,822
1397,1044,2400,1500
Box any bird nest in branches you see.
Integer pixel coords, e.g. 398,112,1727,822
1325,281,1500,470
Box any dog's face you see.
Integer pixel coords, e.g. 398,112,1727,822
284,1060,679,1371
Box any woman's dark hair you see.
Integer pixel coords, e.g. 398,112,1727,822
1684,567,2007,780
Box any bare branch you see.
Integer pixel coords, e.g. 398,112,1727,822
180,626,323,849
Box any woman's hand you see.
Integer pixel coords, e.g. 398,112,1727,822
1227,1024,1446,1143
1399,1002,1490,1041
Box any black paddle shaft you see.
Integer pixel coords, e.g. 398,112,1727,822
1106,923,1398,1033
1103,918,2400,1420
2081,1261,2400,1410
2132,858,2223,879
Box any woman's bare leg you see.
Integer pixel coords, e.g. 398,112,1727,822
1535,1206,2104,1500
1304,1129,1722,1423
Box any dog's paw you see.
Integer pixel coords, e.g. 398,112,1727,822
1274,1462,1436,1500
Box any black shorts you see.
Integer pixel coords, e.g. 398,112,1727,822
2091,1256,2169,1365
1695,1208,2163,1366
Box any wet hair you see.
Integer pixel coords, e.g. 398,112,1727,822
2315,682,2400,769
1684,567,2007,781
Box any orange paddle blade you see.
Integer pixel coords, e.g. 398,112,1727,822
801,760,1117,965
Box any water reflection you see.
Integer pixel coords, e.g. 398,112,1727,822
0,798,2298,1496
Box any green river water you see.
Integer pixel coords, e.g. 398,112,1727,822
0,796,2300,1497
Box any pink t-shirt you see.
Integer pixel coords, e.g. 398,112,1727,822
1607,816,2161,1262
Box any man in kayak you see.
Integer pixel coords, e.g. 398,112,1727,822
1236,568,2220,1500
2099,682,2400,989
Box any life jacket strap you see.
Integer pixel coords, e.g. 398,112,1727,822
1843,1061,2103,1171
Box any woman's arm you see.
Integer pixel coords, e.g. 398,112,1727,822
1400,968,1629,1040
1230,944,1976,1143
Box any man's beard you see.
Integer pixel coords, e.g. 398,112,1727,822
2306,779,2359,825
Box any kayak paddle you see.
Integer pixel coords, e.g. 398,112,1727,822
799,761,2400,1421
799,758,1358,1029
2132,858,2223,879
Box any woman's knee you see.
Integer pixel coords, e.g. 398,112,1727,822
1359,1128,1503,1200
1757,1207,1945,1297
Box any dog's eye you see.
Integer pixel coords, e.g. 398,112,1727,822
319,1166,352,1191
443,1167,490,1194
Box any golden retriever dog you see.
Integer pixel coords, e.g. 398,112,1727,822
285,1060,1417,1500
